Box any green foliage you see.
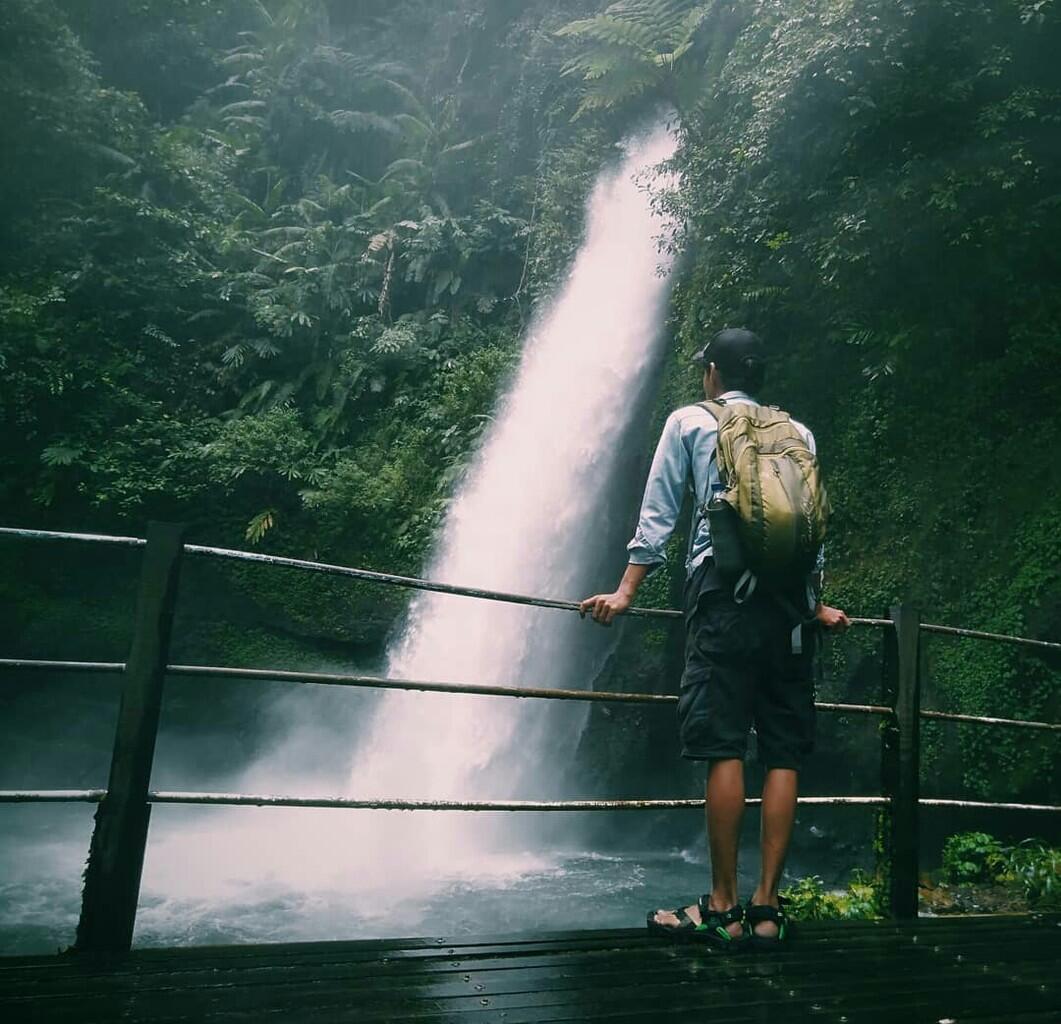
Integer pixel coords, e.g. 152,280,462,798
655,0,1061,797
1005,839,1061,908
781,871,882,921
557,1,719,117
941,832,1061,908
942,831,1009,884
1,0,1057,813
0,0,611,594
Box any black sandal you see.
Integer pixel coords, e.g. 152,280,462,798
646,895,745,948
744,895,790,950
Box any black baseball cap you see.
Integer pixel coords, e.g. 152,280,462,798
692,327,766,374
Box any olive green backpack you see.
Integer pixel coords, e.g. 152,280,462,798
700,399,830,591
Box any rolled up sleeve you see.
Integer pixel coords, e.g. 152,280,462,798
805,428,826,574
626,412,690,567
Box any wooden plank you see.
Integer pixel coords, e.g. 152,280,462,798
3,917,1055,1023
3,912,1025,971
0,914,1043,979
3,962,1051,1024
19,959,1052,1024
0,914,1041,979
5,928,1057,1001
17,945,1049,1005
2,918,1045,995
4,920,1056,1024
74,523,187,954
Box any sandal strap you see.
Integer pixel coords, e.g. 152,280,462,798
696,895,743,926
746,902,785,924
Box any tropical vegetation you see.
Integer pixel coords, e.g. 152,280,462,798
1,0,1057,803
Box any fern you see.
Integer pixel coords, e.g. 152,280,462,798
40,444,82,467
217,99,267,116
245,508,276,544
327,110,401,136
557,1,715,118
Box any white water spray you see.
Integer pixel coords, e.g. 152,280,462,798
342,123,680,874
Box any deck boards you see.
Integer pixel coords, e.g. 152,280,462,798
1,915,1058,1023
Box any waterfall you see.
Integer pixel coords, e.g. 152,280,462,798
133,123,680,933
344,123,679,873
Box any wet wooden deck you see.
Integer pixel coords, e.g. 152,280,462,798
1,914,1058,1023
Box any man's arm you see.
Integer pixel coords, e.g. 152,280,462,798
804,430,849,632
579,562,651,626
816,602,850,631
810,573,853,628
580,411,690,626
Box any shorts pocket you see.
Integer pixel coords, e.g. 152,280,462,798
689,598,746,657
677,680,713,748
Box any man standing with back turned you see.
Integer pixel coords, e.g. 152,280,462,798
580,328,849,950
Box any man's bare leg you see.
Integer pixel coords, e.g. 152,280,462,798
651,757,745,935
749,767,798,937
706,757,745,926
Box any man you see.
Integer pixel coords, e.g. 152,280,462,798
579,327,849,949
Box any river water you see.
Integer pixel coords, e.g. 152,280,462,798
0,799,877,953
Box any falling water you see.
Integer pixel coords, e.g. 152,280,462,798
120,123,681,943
344,123,680,870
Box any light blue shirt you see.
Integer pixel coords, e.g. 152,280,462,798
626,391,823,579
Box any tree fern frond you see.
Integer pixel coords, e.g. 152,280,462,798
327,110,401,135
557,16,657,53
439,137,481,158
606,0,699,42
378,79,431,121
218,100,267,116
251,338,281,358
558,0,710,115
245,509,276,545
366,231,394,254
575,65,660,114
742,285,787,303
381,158,425,181
87,142,138,168
393,113,432,138
311,44,365,74
360,197,394,218
260,225,311,238
368,61,418,81
224,115,266,128
221,343,246,367
272,241,307,259
219,51,264,67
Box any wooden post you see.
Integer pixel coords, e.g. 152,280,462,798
879,603,921,920
75,522,186,953
877,611,897,914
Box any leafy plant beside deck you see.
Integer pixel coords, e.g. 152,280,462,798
942,831,1061,910
781,871,883,921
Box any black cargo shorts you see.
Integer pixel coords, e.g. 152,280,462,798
676,560,816,770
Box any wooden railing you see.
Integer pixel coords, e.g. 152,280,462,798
0,523,1058,953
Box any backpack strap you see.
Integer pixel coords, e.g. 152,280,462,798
733,568,757,604
689,399,725,541
683,400,727,572
695,398,725,501
697,398,725,422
